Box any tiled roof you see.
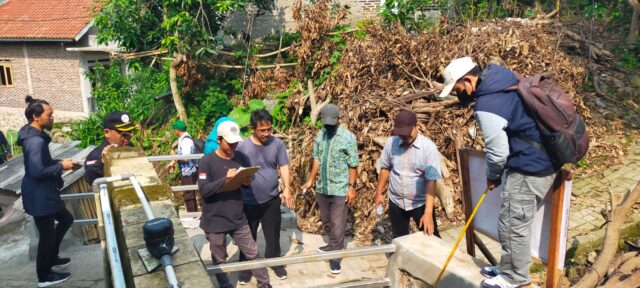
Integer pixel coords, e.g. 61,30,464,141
0,0,96,41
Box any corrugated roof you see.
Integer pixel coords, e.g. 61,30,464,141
0,141,95,197
0,0,95,41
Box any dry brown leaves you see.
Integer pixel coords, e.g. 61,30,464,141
246,6,631,244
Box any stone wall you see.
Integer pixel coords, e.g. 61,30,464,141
103,147,213,288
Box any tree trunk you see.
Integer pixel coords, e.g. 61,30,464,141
629,0,639,45
571,182,640,288
169,53,188,123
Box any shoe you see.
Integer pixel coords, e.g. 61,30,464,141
52,257,71,269
273,266,288,280
329,261,341,274
480,265,501,278
318,245,330,252
481,275,529,288
38,272,71,287
237,271,251,285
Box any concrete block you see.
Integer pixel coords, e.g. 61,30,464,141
387,232,488,288
119,201,178,226
133,261,212,288
129,236,201,277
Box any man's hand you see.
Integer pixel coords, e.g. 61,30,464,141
374,193,385,208
241,176,252,186
61,159,74,171
226,168,237,181
346,186,356,205
419,212,435,236
281,187,294,208
166,161,176,174
487,178,502,190
301,180,314,191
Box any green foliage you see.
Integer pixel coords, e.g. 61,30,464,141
271,81,297,131
379,0,441,32
186,83,234,134
314,25,351,85
617,43,640,69
229,99,266,128
2,129,20,156
69,61,170,147
95,0,274,56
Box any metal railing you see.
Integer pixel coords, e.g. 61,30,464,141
147,154,203,193
206,244,395,273
60,193,98,225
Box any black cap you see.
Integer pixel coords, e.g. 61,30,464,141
391,109,417,136
320,104,340,125
103,111,135,132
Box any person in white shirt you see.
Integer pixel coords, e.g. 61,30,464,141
168,120,199,212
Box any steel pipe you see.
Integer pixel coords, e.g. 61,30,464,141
97,183,126,288
207,244,396,273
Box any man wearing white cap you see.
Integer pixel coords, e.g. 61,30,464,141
197,121,271,288
439,57,556,288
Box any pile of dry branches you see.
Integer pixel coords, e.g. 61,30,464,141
242,0,632,244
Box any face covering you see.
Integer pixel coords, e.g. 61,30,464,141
324,124,338,137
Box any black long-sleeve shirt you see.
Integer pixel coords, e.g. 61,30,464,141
197,151,249,233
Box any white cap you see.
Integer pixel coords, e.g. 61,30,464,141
438,57,477,98
217,121,243,144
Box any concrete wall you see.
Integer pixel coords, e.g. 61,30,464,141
103,147,213,288
225,0,381,42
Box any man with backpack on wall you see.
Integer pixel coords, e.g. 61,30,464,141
168,120,200,212
439,57,588,288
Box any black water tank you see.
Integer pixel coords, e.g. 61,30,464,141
142,217,174,259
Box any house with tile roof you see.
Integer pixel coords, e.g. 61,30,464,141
0,0,118,131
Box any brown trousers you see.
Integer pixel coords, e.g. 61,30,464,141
181,174,198,212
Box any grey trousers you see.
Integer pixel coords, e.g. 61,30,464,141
316,193,347,264
498,170,555,285
206,225,270,288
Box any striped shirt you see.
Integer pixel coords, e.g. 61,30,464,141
380,134,442,210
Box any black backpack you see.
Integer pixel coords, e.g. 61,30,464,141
184,135,205,154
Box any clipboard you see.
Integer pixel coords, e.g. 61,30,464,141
219,166,260,192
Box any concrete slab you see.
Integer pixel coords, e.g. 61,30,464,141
387,232,489,288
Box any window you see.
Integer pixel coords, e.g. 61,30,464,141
0,61,13,87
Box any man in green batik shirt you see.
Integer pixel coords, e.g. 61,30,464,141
302,103,359,275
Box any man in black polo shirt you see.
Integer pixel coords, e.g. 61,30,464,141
84,111,136,184
197,121,271,288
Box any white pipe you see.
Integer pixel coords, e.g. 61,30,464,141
99,183,126,288
127,176,155,219
161,255,180,288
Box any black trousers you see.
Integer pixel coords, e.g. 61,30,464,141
33,208,74,280
388,200,440,238
239,196,283,269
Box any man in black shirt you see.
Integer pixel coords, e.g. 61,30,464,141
84,111,135,185
197,121,270,288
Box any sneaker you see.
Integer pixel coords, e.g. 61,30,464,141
38,272,71,287
329,261,341,274
237,271,251,285
480,265,501,278
318,245,330,253
52,257,71,269
273,266,288,280
481,275,529,288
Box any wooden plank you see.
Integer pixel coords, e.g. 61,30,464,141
458,148,476,257
546,170,570,288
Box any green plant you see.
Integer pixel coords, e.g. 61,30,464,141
186,83,234,134
229,99,266,129
379,0,441,32
271,81,297,131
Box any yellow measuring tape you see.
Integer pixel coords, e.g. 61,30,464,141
434,187,490,287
